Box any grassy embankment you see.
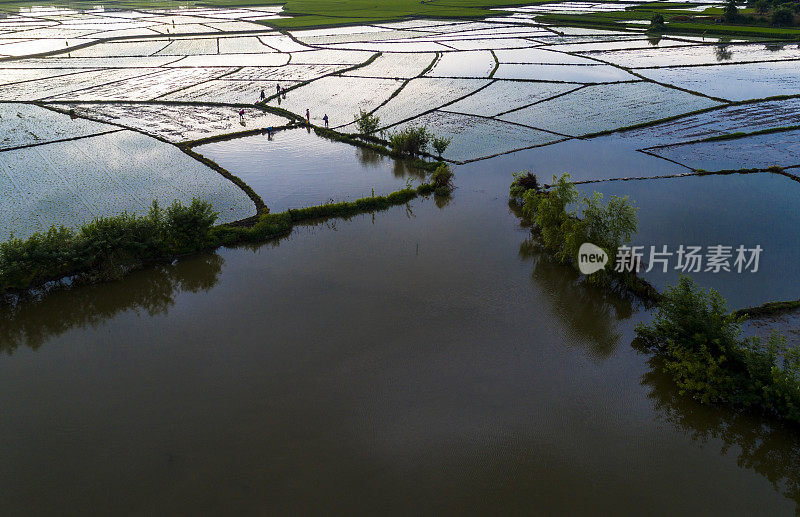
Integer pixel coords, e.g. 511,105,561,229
0,161,454,296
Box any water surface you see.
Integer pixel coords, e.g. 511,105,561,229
2,138,799,514
194,129,422,212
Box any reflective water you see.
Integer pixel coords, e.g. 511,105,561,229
1,132,799,514
588,173,800,308
194,129,422,213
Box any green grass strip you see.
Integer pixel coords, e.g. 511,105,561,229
0,181,443,298
734,299,800,318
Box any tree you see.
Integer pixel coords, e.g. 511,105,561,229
518,173,638,280
561,191,638,277
354,109,380,134
432,136,451,157
521,173,578,256
772,5,794,25
754,0,770,15
388,126,431,156
635,276,800,423
635,276,745,404
649,13,665,31
723,0,739,22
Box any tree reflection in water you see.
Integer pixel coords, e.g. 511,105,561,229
355,145,382,167
715,42,733,62
0,253,224,354
353,147,427,180
518,237,634,359
641,356,800,512
393,158,427,181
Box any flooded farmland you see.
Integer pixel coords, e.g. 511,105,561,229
194,129,423,213
1,3,800,514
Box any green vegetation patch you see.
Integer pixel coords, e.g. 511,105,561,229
509,172,800,426
636,276,800,425
509,171,659,301
735,298,800,318
263,0,544,29
1,164,454,297
0,200,220,292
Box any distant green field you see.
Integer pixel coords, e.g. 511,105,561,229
0,0,545,22
3,0,800,38
265,0,550,28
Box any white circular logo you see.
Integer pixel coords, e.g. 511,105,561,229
577,242,608,275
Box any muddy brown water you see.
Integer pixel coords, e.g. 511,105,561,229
1,135,799,515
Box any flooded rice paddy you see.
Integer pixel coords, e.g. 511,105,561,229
194,129,422,213
1,2,800,514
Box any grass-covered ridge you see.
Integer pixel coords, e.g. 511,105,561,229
0,163,455,298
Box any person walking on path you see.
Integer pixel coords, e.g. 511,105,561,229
323,114,329,128
260,89,265,101
305,108,310,124
276,83,281,95
239,109,245,122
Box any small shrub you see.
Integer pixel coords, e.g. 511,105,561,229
77,208,164,278
0,227,76,290
432,186,449,197
510,170,539,198
164,199,218,253
354,109,381,134
432,136,452,157
430,163,454,195
388,126,431,156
